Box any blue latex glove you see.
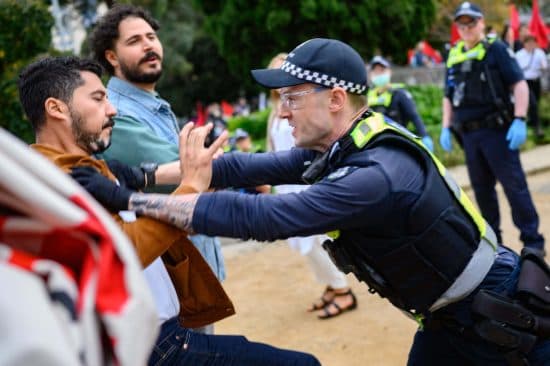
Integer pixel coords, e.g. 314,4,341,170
506,118,527,150
439,127,453,152
421,135,434,152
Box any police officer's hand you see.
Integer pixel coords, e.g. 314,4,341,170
506,118,527,150
421,135,434,152
439,127,453,152
70,166,133,212
106,159,146,190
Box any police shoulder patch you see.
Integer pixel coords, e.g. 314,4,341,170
326,166,356,181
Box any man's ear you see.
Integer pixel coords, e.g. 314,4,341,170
44,97,68,121
105,49,119,70
328,87,346,112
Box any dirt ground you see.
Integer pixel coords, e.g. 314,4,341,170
216,171,550,366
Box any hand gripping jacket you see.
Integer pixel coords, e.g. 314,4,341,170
446,39,513,124
367,84,405,124
323,111,498,319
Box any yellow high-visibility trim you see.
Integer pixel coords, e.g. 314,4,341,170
350,112,495,249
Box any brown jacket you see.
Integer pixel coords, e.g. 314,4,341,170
32,144,235,328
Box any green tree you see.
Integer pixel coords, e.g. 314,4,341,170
0,0,53,142
194,0,436,90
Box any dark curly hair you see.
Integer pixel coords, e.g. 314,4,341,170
18,56,103,133
89,4,160,75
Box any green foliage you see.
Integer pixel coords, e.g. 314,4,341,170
194,0,436,91
0,0,53,142
407,84,443,126
227,109,270,138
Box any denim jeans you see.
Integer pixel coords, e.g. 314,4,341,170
407,246,550,365
149,317,321,366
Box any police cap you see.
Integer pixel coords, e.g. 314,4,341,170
251,38,367,95
454,2,484,21
369,56,391,69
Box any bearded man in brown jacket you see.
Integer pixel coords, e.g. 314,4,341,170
18,55,320,366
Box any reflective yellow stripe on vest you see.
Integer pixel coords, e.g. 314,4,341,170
350,113,497,250
446,39,495,68
366,84,405,108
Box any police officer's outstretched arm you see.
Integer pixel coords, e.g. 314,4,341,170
440,97,454,152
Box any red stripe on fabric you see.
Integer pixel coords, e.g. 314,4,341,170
0,216,7,238
7,249,37,271
70,194,130,314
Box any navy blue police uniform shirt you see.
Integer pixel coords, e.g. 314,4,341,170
390,88,428,137
192,144,425,244
444,39,524,123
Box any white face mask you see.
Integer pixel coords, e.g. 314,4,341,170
371,72,390,87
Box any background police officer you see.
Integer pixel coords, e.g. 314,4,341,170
440,2,545,253
368,56,434,151
78,38,550,364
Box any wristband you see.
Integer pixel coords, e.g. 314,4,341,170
513,116,526,121
140,162,158,187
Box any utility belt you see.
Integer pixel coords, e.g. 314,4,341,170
427,248,550,366
459,112,512,133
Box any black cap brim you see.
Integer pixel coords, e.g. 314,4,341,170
454,10,483,20
251,68,306,89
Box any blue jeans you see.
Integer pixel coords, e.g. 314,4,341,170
149,317,321,366
407,246,550,365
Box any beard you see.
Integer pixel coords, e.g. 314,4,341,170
120,51,162,84
71,109,114,154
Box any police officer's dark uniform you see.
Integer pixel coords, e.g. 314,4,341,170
367,56,433,151
184,38,550,365
442,2,544,252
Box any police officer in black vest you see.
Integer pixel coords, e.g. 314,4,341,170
76,38,550,365
440,2,545,254
367,56,434,151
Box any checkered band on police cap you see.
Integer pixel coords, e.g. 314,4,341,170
251,38,368,95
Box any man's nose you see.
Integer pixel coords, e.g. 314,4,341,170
106,101,117,117
278,102,290,119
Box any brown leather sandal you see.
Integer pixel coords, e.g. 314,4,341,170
317,289,357,319
307,286,335,312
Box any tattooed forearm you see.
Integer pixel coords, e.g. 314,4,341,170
128,193,199,232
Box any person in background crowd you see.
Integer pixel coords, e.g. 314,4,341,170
233,97,251,116
440,2,545,254
231,128,271,195
367,56,434,152
410,41,432,67
266,52,358,320
516,34,547,137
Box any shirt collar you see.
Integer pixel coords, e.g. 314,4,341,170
107,76,172,113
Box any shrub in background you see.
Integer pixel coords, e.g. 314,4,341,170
0,0,53,143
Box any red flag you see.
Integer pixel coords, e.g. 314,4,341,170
529,0,549,49
422,41,443,63
195,101,206,126
221,100,234,118
450,23,460,45
509,4,520,40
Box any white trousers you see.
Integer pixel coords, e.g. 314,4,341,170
290,235,348,289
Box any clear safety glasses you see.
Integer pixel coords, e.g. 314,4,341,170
280,86,327,110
